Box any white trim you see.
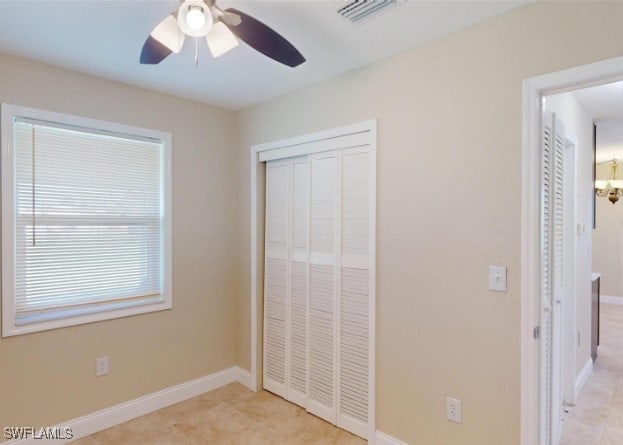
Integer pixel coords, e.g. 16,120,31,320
526,56,623,96
600,295,623,305
250,143,259,392
561,139,577,406
521,55,623,445
3,366,250,444
521,76,542,445
254,120,375,158
233,366,255,391
249,119,377,442
374,430,408,445
335,150,343,425
258,131,370,162
574,358,593,400
368,122,378,444
0,103,173,337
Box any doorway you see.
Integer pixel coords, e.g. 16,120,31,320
522,56,623,445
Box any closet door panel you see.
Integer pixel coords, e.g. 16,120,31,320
338,148,370,437
263,159,290,397
307,151,338,423
288,156,309,405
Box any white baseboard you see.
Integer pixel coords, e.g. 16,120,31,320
232,366,255,391
601,295,623,305
375,430,408,445
3,366,252,444
574,357,594,399
4,364,391,445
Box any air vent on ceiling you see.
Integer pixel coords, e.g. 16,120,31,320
337,0,397,23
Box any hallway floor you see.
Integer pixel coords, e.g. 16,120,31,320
560,303,623,445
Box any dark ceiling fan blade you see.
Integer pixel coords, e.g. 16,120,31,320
224,8,305,68
140,36,172,64
140,14,184,65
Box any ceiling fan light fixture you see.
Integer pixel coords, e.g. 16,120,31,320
150,15,185,53
186,7,207,30
178,0,213,37
206,22,239,58
140,0,305,67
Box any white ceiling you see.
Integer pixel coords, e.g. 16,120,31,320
0,0,529,110
574,81,623,163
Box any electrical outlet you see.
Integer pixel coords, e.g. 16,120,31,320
446,396,462,423
96,356,109,377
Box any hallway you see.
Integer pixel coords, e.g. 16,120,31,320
560,303,623,444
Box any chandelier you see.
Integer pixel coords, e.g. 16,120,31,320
595,160,623,204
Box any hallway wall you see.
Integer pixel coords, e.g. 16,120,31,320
594,162,623,301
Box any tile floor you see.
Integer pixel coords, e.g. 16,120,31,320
72,383,365,444
68,304,623,445
560,303,623,445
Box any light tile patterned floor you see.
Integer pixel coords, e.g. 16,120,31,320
560,303,623,445
72,383,366,444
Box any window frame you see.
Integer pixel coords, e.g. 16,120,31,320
1,104,173,337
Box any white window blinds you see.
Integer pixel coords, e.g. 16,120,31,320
6,115,168,331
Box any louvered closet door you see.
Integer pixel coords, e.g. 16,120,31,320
550,117,565,445
540,116,553,445
287,156,310,407
540,113,565,445
263,159,290,397
307,151,339,422
337,147,372,438
261,122,376,441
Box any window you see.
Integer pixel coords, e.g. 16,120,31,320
1,104,172,336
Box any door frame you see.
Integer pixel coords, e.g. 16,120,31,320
521,56,623,445
249,119,377,442
561,138,577,407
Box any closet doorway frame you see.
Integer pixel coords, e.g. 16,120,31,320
249,119,377,442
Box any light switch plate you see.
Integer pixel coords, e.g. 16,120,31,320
489,266,507,292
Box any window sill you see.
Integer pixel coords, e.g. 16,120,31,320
2,295,172,337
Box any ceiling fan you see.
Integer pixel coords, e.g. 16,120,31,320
140,0,306,67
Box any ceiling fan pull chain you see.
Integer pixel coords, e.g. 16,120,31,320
194,38,199,67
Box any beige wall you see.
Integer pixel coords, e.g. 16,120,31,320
593,162,623,298
235,2,623,444
0,53,238,428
